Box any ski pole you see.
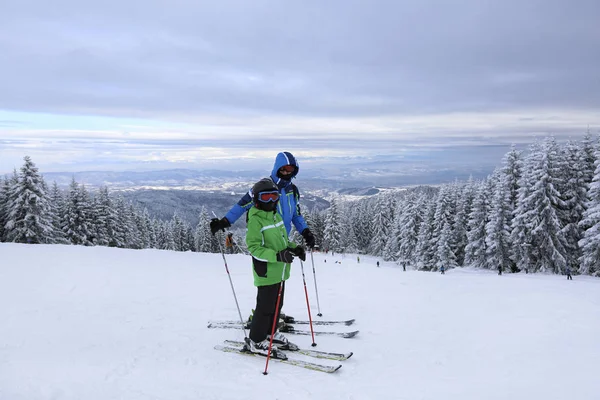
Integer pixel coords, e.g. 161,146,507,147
299,259,317,347
212,211,247,338
264,263,288,375
309,250,323,317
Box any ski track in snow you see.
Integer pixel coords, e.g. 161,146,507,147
1,243,599,400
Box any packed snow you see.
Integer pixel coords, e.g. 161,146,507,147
1,243,598,400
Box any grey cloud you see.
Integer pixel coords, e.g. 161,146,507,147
1,0,600,121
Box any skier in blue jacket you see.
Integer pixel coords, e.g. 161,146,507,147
210,151,316,249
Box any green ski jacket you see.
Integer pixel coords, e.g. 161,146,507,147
246,207,298,287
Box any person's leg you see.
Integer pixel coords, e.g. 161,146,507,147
269,281,285,333
249,283,280,343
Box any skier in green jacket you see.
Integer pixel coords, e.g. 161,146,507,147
243,178,306,356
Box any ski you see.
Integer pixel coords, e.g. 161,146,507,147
223,340,353,361
214,345,342,373
283,318,355,326
209,318,355,327
207,322,359,338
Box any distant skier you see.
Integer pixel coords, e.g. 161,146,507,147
357,256,360,263
376,261,380,268
242,178,306,357
566,266,573,280
402,264,406,272
498,265,503,276
440,265,445,275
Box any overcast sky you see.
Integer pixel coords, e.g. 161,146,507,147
1,0,599,173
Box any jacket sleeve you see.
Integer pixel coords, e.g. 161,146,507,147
246,216,278,263
224,190,254,225
291,185,309,234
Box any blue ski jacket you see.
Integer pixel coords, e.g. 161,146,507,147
224,151,309,236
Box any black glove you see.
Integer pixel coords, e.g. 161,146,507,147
210,217,230,235
289,246,306,261
301,228,315,249
276,249,295,264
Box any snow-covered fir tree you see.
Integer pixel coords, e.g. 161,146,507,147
557,141,588,272
2,170,19,242
0,176,11,241
464,178,492,269
96,187,119,247
48,182,69,244
414,196,437,270
352,200,373,253
3,156,54,244
304,209,325,250
452,178,476,266
395,192,423,269
579,131,598,187
339,201,359,254
436,219,458,270
368,192,393,257
62,179,95,246
195,206,213,252
323,195,342,252
578,148,600,276
384,198,404,262
512,138,566,273
485,169,513,272
430,184,457,269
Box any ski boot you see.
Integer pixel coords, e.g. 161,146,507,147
267,331,299,351
243,337,287,359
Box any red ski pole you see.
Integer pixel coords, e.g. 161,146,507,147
263,263,288,375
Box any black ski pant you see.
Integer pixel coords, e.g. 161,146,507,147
249,281,285,343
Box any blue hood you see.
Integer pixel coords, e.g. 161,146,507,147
270,151,299,188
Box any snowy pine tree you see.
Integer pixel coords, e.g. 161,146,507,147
578,148,600,276
464,178,492,269
436,220,458,270
323,195,342,252
485,169,513,272
415,196,437,270
48,182,69,244
511,138,566,273
93,186,118,247
63,179,94,246
452,178,476,266
557,141,588,272
4,156,54,244
2,170,19,242
0,176,10,241
339,201,359,254
352,200,374,253
395,192,423,269
368,193,393,257
431,184,457,270
195,206,212,252
580,131,598,187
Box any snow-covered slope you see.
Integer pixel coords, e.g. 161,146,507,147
1,244,598,400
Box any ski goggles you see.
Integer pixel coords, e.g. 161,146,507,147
279,165,295,173
257,190,280,203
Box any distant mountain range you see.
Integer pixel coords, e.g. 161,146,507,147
38,152,500,227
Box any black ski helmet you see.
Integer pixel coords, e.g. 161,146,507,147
252,178,279,212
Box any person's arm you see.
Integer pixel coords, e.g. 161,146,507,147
290,185,309,233
224,190,254,226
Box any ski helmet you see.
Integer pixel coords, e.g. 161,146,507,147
252,178,280,212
